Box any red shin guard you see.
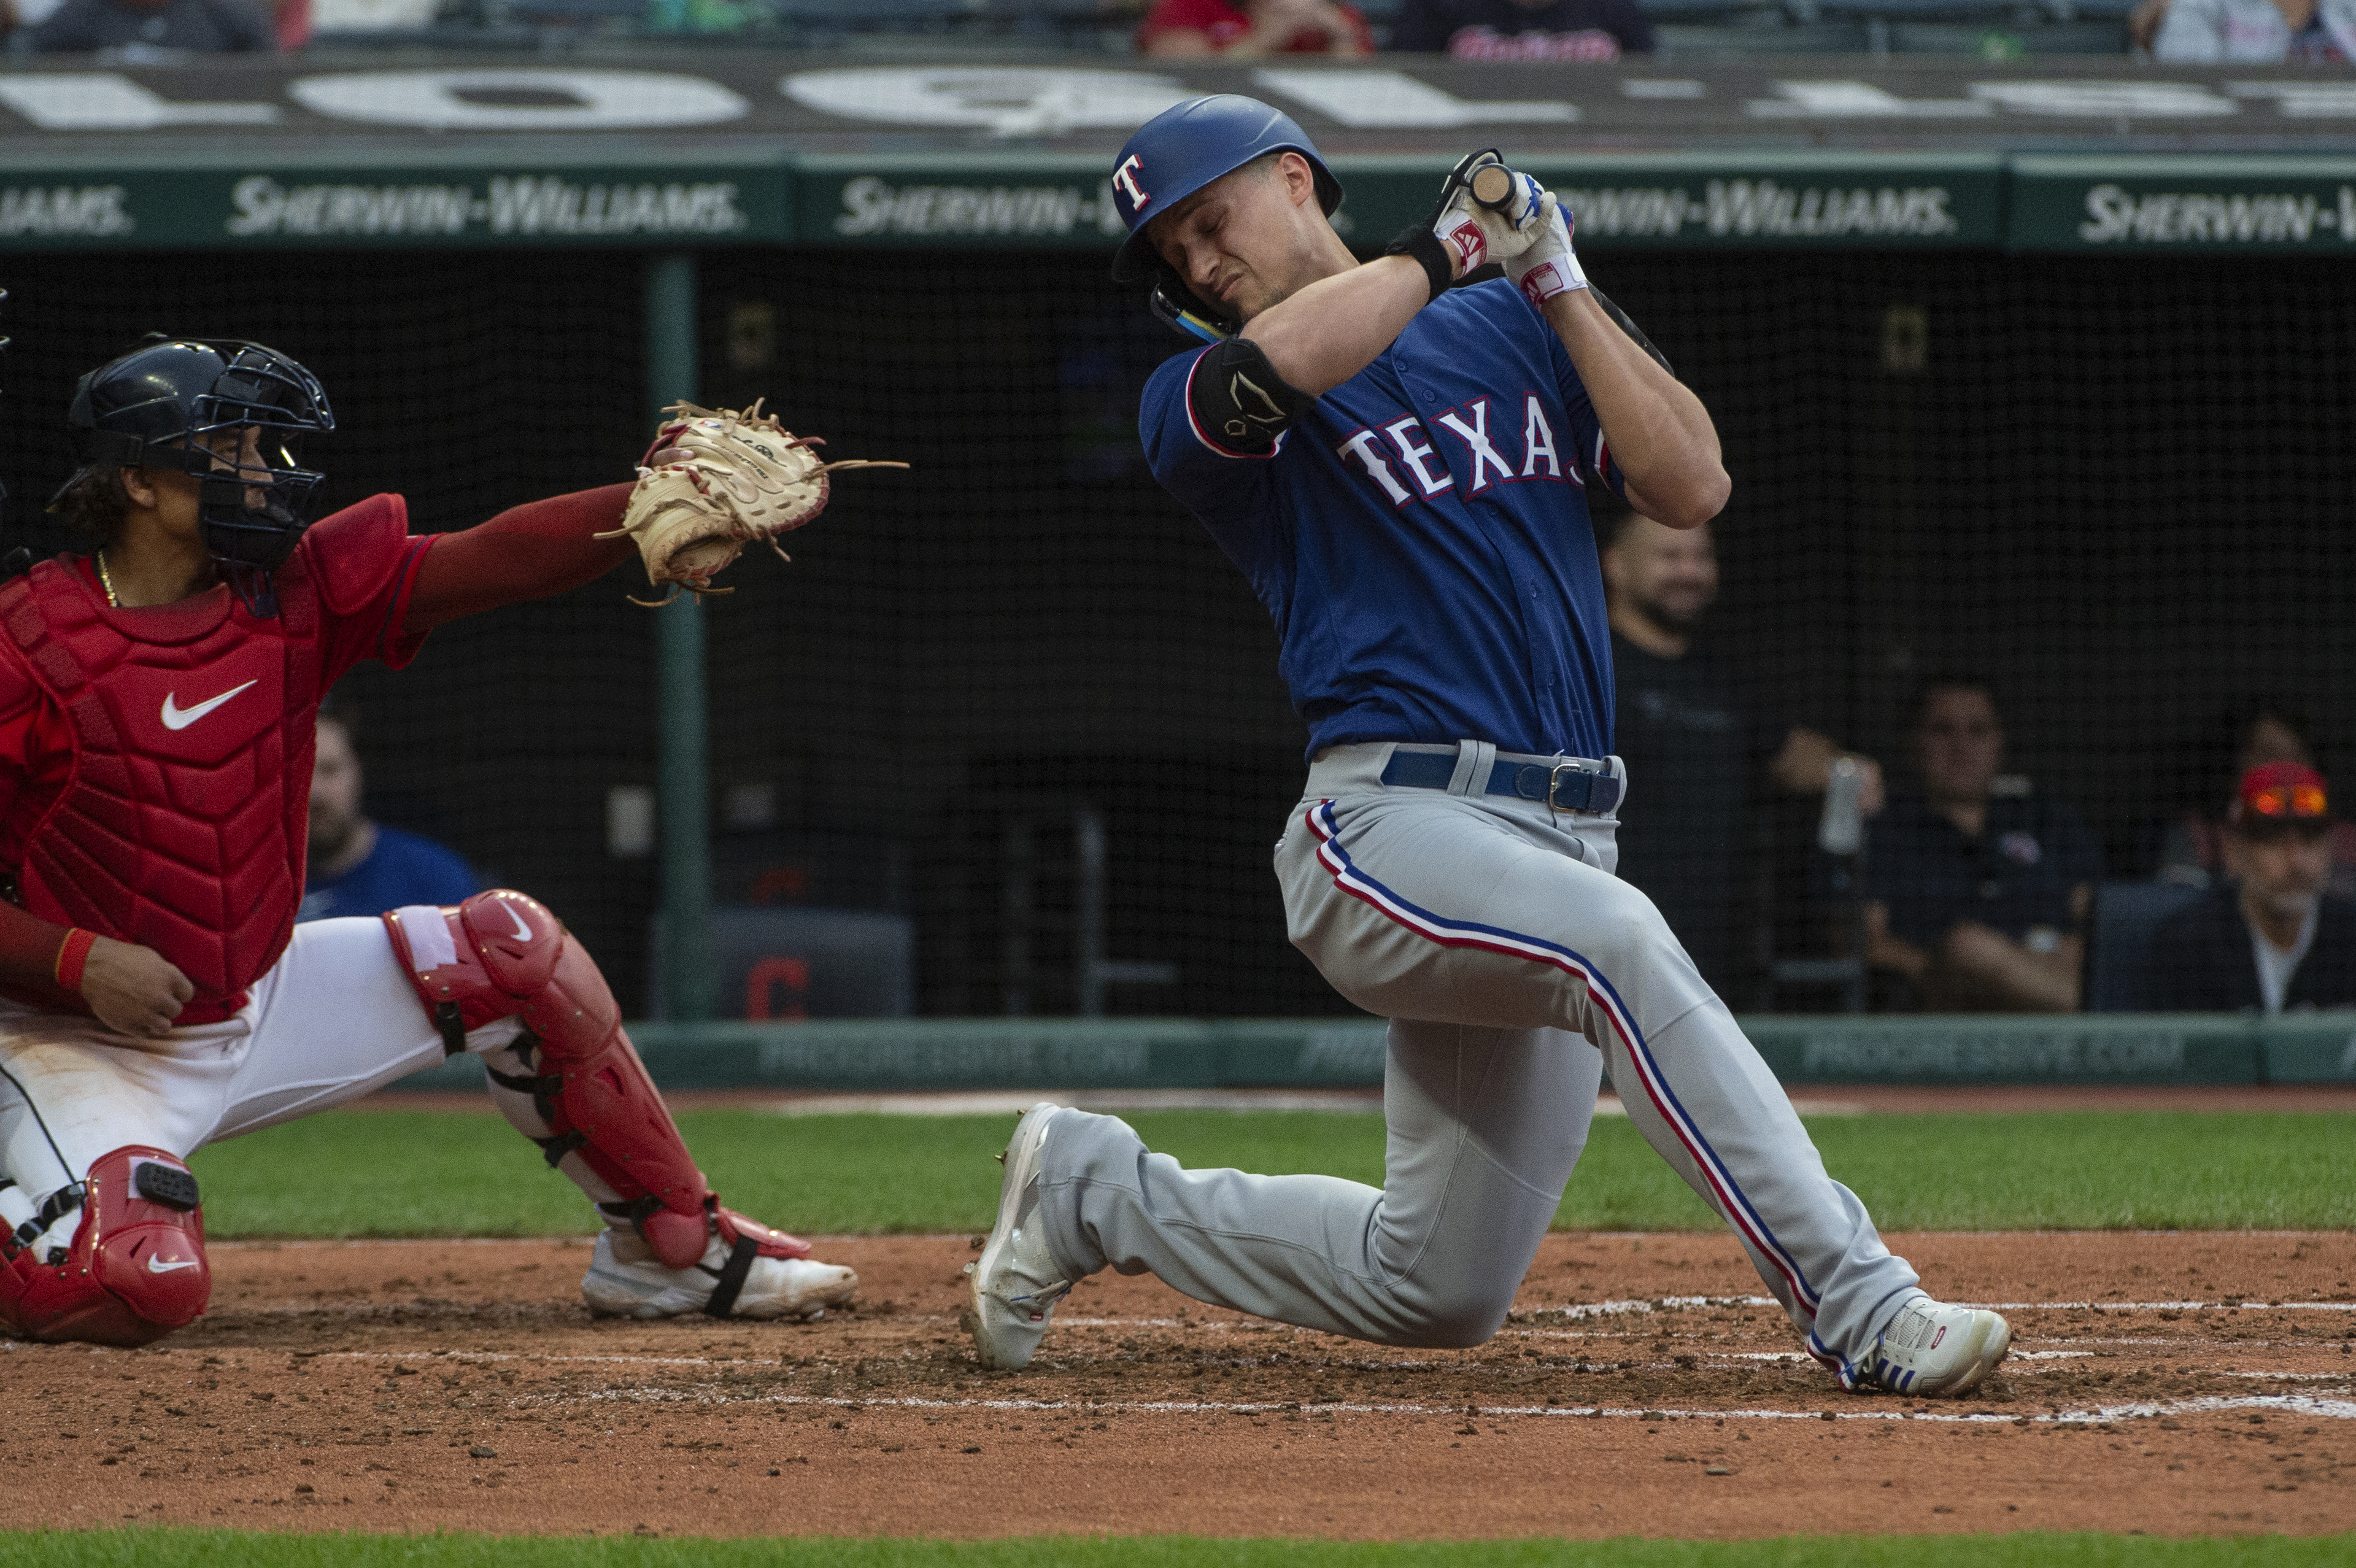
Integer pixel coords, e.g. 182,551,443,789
384,890,810,1270
0,1146,208,1346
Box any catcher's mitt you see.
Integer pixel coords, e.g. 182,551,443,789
599,400,908,606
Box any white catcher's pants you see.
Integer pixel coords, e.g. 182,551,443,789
0,916,524,1239
1035,741,1923,1375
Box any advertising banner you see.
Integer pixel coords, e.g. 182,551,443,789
0,56,2345,253
2010,154,2356,253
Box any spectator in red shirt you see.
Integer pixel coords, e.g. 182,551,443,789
1392,0,1655,58
1138,0,1373,55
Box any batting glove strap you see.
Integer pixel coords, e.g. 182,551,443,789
1506,193,1589,309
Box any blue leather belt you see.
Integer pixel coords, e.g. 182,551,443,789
1378,747,1623,815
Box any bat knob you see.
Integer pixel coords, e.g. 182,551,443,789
1469,164,1516,211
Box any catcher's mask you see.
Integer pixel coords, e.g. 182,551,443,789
1107,95,1343,345
53,336,334,618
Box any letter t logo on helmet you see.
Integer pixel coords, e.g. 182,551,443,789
1112,155,1150,214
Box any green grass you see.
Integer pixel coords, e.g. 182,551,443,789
185,1108,2356,1238
2,1534,2349,1568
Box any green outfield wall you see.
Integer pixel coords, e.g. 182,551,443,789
391,1014,2356,1092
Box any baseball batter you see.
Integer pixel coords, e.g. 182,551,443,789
0,338,873,1346
968,98,2011,1398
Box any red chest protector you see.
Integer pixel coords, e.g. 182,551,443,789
0,496,420,1024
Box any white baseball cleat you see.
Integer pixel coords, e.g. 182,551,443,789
1863,1297,2012,1397
964,1102,1073,1371
582,1228,858,1321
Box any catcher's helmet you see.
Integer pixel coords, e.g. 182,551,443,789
56,336,334,617
1108,95,1342,343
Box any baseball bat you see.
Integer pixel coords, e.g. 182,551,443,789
1469,164,1516,212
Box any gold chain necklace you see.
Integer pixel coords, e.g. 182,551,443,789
94,549,122,608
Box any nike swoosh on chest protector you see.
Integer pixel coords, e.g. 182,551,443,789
160,679,260,732
147,1256,201,1274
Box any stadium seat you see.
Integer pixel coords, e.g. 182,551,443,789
2082,880,2206,1013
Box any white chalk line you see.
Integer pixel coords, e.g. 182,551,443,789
1070,1297,2356,1329
273,1345,2354,1404
17,1343,2344,1425
532,1388,2356,1427
1983,1300,2356,1313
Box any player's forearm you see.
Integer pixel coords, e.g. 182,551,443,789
1540,290,1728,528
1772,729,1885,812
403,482,637,631
1242,255,1432,398
1950,938,2082,1013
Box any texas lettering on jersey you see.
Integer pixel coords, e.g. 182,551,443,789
1334,394,1582,506
1140,279,1624,764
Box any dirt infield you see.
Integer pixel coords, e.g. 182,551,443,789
4,1231,2351,1540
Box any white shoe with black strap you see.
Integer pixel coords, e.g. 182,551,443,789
583,1226,857,1321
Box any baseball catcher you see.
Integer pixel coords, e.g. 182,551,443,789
0,337,897,1346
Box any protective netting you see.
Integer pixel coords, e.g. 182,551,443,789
1,249,2348,1015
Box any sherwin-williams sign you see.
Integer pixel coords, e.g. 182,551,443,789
791,152,2006,252
0,161,789,249
2010,155,2356,252
0,55,2348,253
0,149,2346,255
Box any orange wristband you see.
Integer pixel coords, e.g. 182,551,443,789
54,928,96,993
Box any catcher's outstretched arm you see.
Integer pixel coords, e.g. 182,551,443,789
403,484,637,632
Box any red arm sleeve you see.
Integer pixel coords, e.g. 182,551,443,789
0,897,76,1002
403,483,637,633
0,689,78,1002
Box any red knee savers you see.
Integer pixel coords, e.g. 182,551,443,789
384,890,741,1270
0,1146,209,1347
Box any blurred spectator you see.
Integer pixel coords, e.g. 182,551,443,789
2158,698,2356,897
1138,0,1373,55
1601,503,1883,994
1391,0,1653,58
2152,762,2356,1012
271,0,306,49
1863,677,2103,1013
300,701,481,922
2128,0,2171,52
18,0,276,50
2152,0,2355,60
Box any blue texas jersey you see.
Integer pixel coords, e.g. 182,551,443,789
1140,278,1624,762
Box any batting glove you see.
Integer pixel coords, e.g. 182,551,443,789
1505,191,1589,309
1429,151,1548,279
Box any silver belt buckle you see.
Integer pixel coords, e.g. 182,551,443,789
1548,760,1600,814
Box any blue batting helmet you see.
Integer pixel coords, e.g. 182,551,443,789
1108,95,1341,287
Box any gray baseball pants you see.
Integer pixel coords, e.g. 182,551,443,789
1032,740,1923,1378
